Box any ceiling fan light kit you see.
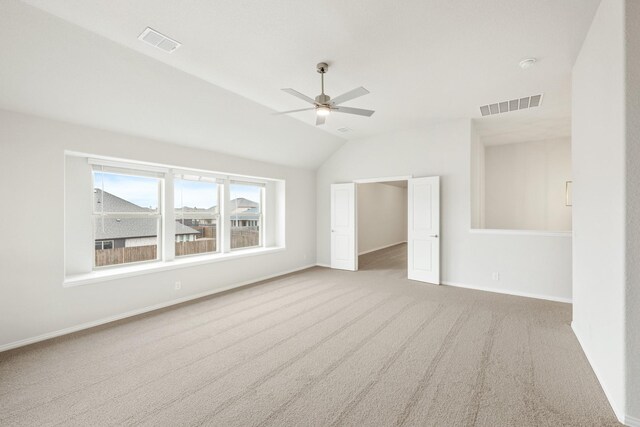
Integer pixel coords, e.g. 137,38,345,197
316,105,331,116
277,62,375,126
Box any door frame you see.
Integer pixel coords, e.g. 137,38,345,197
352,175,413,271
353,175,414,185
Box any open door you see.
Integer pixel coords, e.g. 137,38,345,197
331,183,357,271
407,176,440,283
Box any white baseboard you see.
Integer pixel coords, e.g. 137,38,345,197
441,281,572,304
316,263,331,268
571,322,627,424
0,263,317,353
358,241,407,256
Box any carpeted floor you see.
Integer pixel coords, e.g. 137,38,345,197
0,244,620,426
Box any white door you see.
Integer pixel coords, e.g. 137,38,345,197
407,176,440,283
331,183,357,271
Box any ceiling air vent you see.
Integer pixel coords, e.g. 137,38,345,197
337,127,353,133
480,94,543,116
138,27,181,53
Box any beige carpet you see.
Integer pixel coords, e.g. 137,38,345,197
0,244,620,426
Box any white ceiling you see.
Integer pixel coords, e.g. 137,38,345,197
0,1,344,169
2,0,599,166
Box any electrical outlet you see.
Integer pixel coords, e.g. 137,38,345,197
174,281,182,290
492,272,500,281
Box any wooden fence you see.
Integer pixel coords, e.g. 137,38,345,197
95,228,260,266
95,244,157,267
231,227,260,249
175,238,216,256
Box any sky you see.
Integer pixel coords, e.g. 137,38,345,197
94,172,261,209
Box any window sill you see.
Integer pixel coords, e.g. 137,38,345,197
469,228,572,237
64,246,286,287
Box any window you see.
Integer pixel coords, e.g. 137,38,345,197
174,174,220,257
229,182,263,250
95,240,114,250
93,168,162,267
72,156,281,278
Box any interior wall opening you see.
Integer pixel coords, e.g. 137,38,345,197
356,181,408,275
471,114,572,232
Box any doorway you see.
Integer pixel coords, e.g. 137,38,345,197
330,176,441,284
357,181,408,278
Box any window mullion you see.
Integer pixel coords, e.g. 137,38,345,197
222,178,231,253
164,173,175,261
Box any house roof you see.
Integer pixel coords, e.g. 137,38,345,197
94,189,199,240
230,198,258,209
93,189,260,240
95,218,200,240
94,188,154,213
231,206,260,221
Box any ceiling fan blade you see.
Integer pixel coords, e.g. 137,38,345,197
316,115,326,126
331,87,370,105
334,106,375,117
281,88,316,105
273,107,315,115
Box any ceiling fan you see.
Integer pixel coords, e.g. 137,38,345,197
276,62,375,126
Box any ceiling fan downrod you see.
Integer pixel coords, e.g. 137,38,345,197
316,62,330,104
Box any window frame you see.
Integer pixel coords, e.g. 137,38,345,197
91,166,164,269
173,173,222,258
94,240,114,250
88,159,271,272
228,181,265,251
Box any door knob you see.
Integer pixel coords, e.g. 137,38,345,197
429,234,439,238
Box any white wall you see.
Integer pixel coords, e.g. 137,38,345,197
484,138,572,231
571,0,628,420
470,125,485,228
357,183,407,255
0,109,317,350
317,120,572,302
625,0,640,421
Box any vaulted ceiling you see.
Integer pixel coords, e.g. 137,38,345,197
1,0,600,167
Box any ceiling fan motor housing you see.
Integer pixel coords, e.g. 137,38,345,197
315,93,331,104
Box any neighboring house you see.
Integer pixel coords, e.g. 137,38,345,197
177,197,260,228
229,198,260,227
94,189,200,249
94,190,261,249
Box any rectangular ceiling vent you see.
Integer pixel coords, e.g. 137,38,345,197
138,27,181,53
337,127,353,133
479,94,543,116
